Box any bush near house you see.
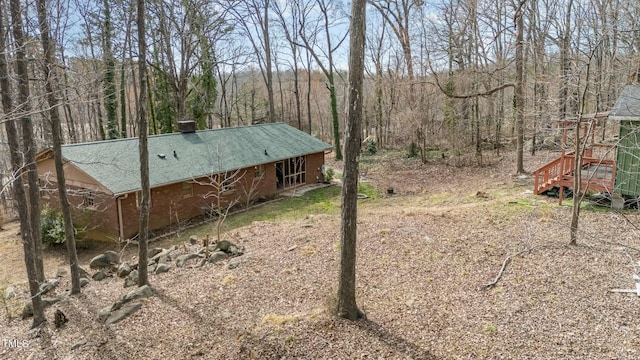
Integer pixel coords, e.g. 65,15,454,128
41,206,84,246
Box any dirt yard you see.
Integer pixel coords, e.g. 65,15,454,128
1,149,639,359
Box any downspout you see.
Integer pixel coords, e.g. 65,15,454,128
117,193,128,240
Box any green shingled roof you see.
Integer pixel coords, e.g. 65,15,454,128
61,123,332,195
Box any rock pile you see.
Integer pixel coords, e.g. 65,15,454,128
21,236,247,324
97,285,154,325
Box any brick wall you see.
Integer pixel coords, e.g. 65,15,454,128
40,152,328,241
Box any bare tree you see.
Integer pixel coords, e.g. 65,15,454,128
514,0,526,174
197,169,244,250
1,0,46,327
148,0,228,129
227,0,277,123
298,0,349,160
368,0,417,80
10,0,45,283
338,0,366,321
241,172,265,208
137,0,150,286
103,0,119,139
273,0,304,129
36,0,81,294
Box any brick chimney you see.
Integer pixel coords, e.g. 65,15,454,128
178,120,196,133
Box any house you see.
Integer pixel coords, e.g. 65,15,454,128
36,122,332,241
533,85,640,207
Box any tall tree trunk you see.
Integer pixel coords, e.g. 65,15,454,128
515,0,526,174
306,53,313,134
569,119,582,245
569,57,594,246
338,0,366,321
263,0,276,123
59,49,77,143
137,0,150,286
3,0,46,327
120,63,127,137
328,81,343,160
559,0,574,119
103,0,119,139
36,0,81,294
10,0,45,283
293,63,302,130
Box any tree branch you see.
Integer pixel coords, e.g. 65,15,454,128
427,60,515,98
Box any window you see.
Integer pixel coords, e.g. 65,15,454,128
220,173,235,193
84,190,95,208
276,156,306,189
182,181,193,199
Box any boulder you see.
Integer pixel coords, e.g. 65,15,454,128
154,263,171,274
217,240,232,252
89,254,113,269
189,235,198,245
103,250,120,264
124,270,139,288
124,285,154,302
176,253,200,267
117,262,132,278
104,302,143,325
111,284,154,312
21,296,63,318
207,251,228,264
39,279,60,296
217,240,243,255
147,248,164,258
79,278,90,287
228,254,252,270
97,307,111,323
150,249,172,264
92,270,108,281
43,297,62,307
157,253,172,264
228,245,243,256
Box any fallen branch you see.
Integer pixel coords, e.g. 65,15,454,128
609,289,638,294
480,257,511,291
480,244,553,291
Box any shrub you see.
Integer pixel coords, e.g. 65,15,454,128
41,206,66,245
365,139,377,155
41,206,85,246
324,168,335,183
407,141,420,158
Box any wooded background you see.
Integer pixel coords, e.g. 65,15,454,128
1,0,639,197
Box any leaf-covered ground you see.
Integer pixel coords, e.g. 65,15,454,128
1,150,639,359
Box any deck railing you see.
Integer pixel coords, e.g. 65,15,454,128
533,156,566,194
533,149,616,196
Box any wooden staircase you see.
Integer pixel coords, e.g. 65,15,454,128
533,150,616,203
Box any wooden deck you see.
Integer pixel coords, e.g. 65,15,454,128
533,149,616,204
533,114,617,204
